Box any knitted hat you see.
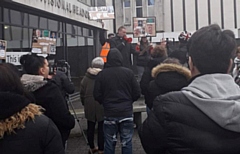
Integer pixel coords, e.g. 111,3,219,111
0,92,30,120
92,57,104,69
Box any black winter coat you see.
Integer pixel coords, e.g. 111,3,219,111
140,56,167,108
0,92,64,154
139,92,240,154
109,36,136,68
94,48,141,117
147,63,191,109
21,75,75,144
136,43,151,67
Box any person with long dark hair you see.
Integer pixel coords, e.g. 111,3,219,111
0,63,64,154
20,54,75,148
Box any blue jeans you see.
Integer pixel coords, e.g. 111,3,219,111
103,116,134,154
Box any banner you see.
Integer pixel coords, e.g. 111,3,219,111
6,52,29,65
31,29,57,54
0,40,7,59
89,6,115,20
133,17,156,38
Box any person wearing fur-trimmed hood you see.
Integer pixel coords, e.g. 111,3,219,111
147,58,191,109
80,57,105,154
0,63,64,154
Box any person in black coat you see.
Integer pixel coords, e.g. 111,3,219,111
0,63,64,154
94,48,141,154
99,22,115,46
139,24,240,154
147,58,191,109
140,45,167,111
109,26,137,69
20,54,75,148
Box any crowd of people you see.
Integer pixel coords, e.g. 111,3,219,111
1,23,240,154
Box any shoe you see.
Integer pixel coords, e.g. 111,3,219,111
88,147,98,154
98,150,104,154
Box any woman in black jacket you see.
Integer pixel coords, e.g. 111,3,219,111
0,63,64,154
140,45,167,111
20,54,75,148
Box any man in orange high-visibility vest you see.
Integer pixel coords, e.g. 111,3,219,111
100,22,114,62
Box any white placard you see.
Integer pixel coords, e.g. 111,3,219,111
6,52,29,65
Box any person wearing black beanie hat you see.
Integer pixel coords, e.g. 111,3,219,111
0,63,64,154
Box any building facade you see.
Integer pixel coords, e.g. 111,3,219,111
0,0,114,79
115,0,240,43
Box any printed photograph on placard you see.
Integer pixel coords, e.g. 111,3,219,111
31,29,57,54
0,40,7,59
133,17,156,38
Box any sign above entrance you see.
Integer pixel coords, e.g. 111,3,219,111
10,0,102,28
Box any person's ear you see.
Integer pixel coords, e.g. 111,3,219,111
227,59,233,74
188,56,194,72
39,67,45,76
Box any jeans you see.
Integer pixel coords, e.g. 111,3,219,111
103,116,134,154
87,120,104,151
137,66,145,82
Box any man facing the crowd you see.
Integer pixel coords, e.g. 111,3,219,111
139,24,240,154
109,26,136,68
94,48,140,154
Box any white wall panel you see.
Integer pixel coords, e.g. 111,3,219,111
163,0,172,32
210,0,221,26
198,0,208,28
223,0,234,29
173,0,183,31
185,0,196,31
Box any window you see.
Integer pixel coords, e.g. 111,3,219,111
124,0,131,25
136,0,143,17
148,0,155,5
147,0,155,16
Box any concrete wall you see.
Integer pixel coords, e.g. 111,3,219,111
114,0,240,43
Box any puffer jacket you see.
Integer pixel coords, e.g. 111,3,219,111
139,74,240,154
147,63,191,109
80,67,104,122
21,74,75,144
0,92,64,154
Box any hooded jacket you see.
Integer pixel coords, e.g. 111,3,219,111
139,74,240,154
21,74,75,144
94,48,141,117
0,92,64,154
80,67,104,122
147,63,191,109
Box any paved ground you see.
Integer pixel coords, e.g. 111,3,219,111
66,96,147,154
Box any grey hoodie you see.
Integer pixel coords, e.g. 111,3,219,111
182,74,240,132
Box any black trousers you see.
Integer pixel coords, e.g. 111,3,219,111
87,120,104,151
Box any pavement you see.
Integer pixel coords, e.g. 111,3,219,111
66,96,147,154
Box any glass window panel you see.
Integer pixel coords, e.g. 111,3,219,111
124,8,131,24
59,22,63,32
10,10,21,25
83,28,89,36
78,27,82,35
88,29,93,37
148,6,154,16
57,33,63,47
4,9,10,23
136,0,142,6
67,34,78,46
39,17,48,29
23,13,28,26
22,28,29,48
148,0,155,5
136,8,143,17
87,38,94,45
124,0,130,7
78,36,85,46
48,19,58,31
66,24,73,34
29,14,38,28
4,25,11,41
6,26,21,49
